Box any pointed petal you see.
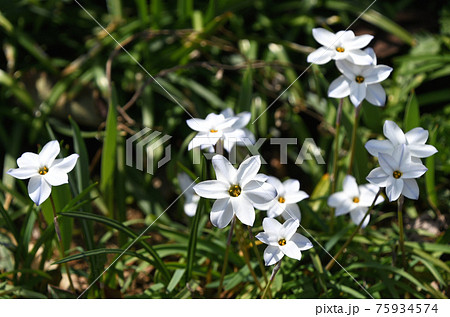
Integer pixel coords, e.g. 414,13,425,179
328,76,351,98
336,60,359,79
263,245,284,266
407,144,438,158
210,198,234,228
280,218,299,240
51,154,79,174
267,203,284,218
336,30,355,42
349,81,366,106
211,155,236,183
232,111,251,128
378,152,396,174
184,199,199,217
405,127,428,145
327,192,348,208
44,169,68,186
290,233,313,251
282,204,301,222
364,47,377,65
266,176,284,196
281,241,302,261
386,178,403,202
284,191,308,204
231,196,255,226
365,83,386,106
244,181,277,205
402,179,419,200
359,184,383,206
262,217,283,234
343,175,359,197
383,121,406,146
236,155,261,186
193,180,229,199
38,140,60,167
365,139,394,157
335,198,354,216
366,167,388,187
364,65,393,84
350,208,370,228
17,152,39,169
255,232,278,246
282,179,300,193
312,28,335,47
28,176,52,206
307,47,334,65
345,34,374,50
400,161,428,179
7,167,39,180
186,118,210,132
347,49,373,65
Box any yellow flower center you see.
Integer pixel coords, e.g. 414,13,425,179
228,184,241,197
336,46,345,53
38,166,49,175
278,239,287,246
210,129,218,133
278,196,286,203
393,170,402,179
355,75,365,83
353,197,360,203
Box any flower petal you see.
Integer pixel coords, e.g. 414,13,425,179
290,233,313,251
211,155,236,183
405,128,428,145
280,241,301,261
282,179,300,193
365,83,386,106
386,178,403,202
51,154,79,174
349,81,366,107
383,121,406,146
358,184,383,206
312,28,335,46
327,192,348,208
307,47,334,65
365,139,394,157
28,176,52,206
231,196,255,226
347,49,373,65
407,144,438,158
336,60,359,79
231,111,251,129
38,140,60,167
343,175,359,198
236,155,261,186
210,198,234,228
280,218,299,241
402,178,419,200
186,118,210,132
345,34,374,50
267,203,284,218
263,245,284,266
350,208,370,228
44,169,68,186
328,76,351,98
364,47,377,65
378,152,397,174
366,167,388,187
266,176,284,196
7,167,39,180
400,161,428,179
282,203,301,222
17,152,39,169
335,198,354,216
364,65,393,84
255,232,278,246
284,191,308,204
184,199,199,217
193,180,229,199
262,217,283,234
244,181,277,205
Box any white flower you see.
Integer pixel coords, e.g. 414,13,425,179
7,140,79,206
187,108,255,152
256,218,313,266
328,48,393,107
365,120,438,161
193,155,276,228
255,176,308,221
177,173,200,217
366,144,428,202
307,28,374,65
327,175,384,228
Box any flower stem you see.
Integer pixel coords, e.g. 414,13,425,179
397,194,406,268
248,225,269,290
217,215,236,297
50,195,76,294
261,259,282,299
347,104,362,175
330,98,344,230
325,189,381,271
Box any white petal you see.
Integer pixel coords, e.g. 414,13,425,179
267,203,284,218
38,140,60,167
282,179,300,193
364,47,377,65
216,116,240,130
43,169,68,186
280,241,302,261
407,144,438,158
232,111,251,128
211,155,236,183
358,184,383,206
236,155,261,186
336,60,359,79
186,118,210,132
244,181,277,205
290,233,313,251
284,191,308,204
255,232,278,246
7,167,39,180
51,154,79,173
184,199,199,217
307,47,334,65
335,198,354,216
383,121,406,146
210,198,234,228
350,208,370,228
328,76,351,98
231,196,255,226
405,127,428,145
193,180,229,199
262,217,283,234
364,65,393,84
347,49,373,65
365,139,394,157
263,245,284,266
178,173,195,194
28,176,52,206
378,152,396,174
280,218,299,241
312,28,336,46
343,175,359,197
402,179,419,200
386,178,403,202
327,192,348,208
282,204,301,222
266,176,284,196
349,81,366,107
345,34,374,50
366,167,388,187
220,108,234,118
17,152,39,169
365,83,386,106
400,161,427,179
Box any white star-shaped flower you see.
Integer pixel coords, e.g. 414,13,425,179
327,175,384,228
177,173,200,217
328,48,393,107
256,218,313,266
193,155,276,228
187,108,255,152
254,176,308,221
307,28,374,65
7,140,79,206
366,145,428,202
365,120,437,161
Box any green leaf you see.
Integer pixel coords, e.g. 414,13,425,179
185,198,203,283
167,268,186,293
53,248,153,265
404,91,420,131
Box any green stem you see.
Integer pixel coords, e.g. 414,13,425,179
261,259,282,299
397,195,406,268
325,189,381,271
248,225,270,297
217,215,236,297
347,104,362,175
330,98,344,230
50,195,76,294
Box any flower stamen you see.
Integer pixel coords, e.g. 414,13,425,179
393,170,402,179
352,197,360,203
278,238,286,246
278,196,286,203
355,75,365,83
228,184,241,197
38,166,49,175
335,46,345,53
209,129,218,133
